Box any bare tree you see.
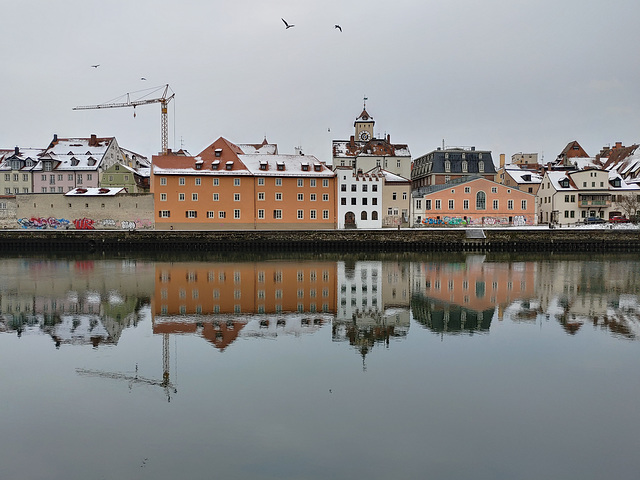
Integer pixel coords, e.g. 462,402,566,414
616,193,640,221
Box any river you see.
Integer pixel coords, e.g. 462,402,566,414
1,252,638,480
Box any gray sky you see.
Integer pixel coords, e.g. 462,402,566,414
3,0,639,165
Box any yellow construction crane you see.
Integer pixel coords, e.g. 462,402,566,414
73,84,175,155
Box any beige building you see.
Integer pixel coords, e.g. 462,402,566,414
380,169,411,227
15,189,154,230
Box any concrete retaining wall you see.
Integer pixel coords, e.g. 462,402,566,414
0,228,638,253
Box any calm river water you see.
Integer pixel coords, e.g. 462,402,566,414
1,252,639,480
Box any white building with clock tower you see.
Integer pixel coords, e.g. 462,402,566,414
332,103,412,180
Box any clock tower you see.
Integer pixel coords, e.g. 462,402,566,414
354,98,374,142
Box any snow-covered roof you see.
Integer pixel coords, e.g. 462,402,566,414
505,167,543,184
237,143,278,155
34,136,113,172
66,187,126,196
332,138,411,158
239,154,334,177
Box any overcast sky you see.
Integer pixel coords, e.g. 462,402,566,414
3,0,639,165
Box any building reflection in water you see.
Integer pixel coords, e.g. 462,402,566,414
332,259,411,368
411,255,537,336
0,258,153,347
151,260,337,351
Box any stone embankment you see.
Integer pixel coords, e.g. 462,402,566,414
0,228,638,253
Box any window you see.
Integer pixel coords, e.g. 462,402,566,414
476,191,486,209
323,210,329,219
310,179,316,187
493,199,499,209
444,160,451,172
478,161,484,173
322,194,329,201
195,178,201,186
392,192,397,200
362,184,368,192
372,198,377,205
207,211,215,218
491,187,497,194
425,199,431,210
275,178,282,186
179,193,185,201
298,179,304,187
219,211,226,218
351,198,357,205
258,209,265,219
435,199,441,210
372,211,378,220
310,210,317,219
159,210,170,218
372,184,377,192
275,193,282,201
274,209,282,219
213,178,219,186
323,179,329,187
521,200,527,210
361,211,368,220
403,192,407,200
341,198,347,205
310,193,316,201
179,177,185,185
464,187,470,193
341,184,347,192
416,200,422,209
186,210,197,218
297,209,304,219
234,178,240,186
448,199,454,209
462,161,468,172
234,193,240,201
298,193,304,201
258,192,265,201
213,193,219,201
234,209,241,219
507,200,513,210
362,198,368,205
258,178,264,186
192,193,198,201
463,199,469,210
160,193,167,201
351,184,357,192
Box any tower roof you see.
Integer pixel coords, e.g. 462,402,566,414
355,108,373,124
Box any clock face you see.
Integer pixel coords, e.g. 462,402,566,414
359,131,370,141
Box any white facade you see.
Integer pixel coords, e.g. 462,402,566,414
335,166,383,229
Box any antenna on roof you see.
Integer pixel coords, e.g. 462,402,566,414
363,95,368,109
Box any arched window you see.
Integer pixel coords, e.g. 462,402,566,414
478,161,485,173
372,211,378,220
476,191,486,210
462,160,468,172
444,160,451,172
361,211,368,220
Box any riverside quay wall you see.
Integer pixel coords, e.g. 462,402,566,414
0,228,639,253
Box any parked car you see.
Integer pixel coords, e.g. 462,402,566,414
584,217,606,224
609,216,630,223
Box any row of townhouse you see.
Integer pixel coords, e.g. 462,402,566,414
0,134,149,195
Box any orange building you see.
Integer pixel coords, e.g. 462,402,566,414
412,176,537,226
151,137,337,230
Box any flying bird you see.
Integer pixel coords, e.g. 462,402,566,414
90,64,100,68
335,24,342,32
141,77,147,80
281,18,294,29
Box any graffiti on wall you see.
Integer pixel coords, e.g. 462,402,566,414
18,217,71,229
73,218,95,230
422,217,468,226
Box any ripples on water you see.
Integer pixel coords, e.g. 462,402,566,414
1,253,638,480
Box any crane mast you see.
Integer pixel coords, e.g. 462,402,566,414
73,84,175,155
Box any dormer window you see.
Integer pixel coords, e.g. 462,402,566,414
301,163,309,171
71,158,79,166
75,188,87,194
444,160,451,172
98,188,109,194
225,161,234,170
559,178,569,188
88,157,96,166
195,158,203,170
214,148,222,158
462,160,468,173
276,162,285,171
522,174,531,182
211,160,219,170
314,163,322,172
259,161,268,171
610,178,621,188
478,161,484,173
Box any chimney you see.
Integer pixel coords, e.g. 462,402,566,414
387,134,390,143
53,134,58,142
350,135,355,146
90,134,97,147
500,153,505,168
14,146,19,155
615,141,623,149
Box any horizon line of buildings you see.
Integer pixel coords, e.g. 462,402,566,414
2,107,640,230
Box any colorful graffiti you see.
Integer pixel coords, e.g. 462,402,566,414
18,217,71,229
422,217,468,226
73,218,95,230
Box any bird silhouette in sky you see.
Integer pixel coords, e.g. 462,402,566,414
281,18,294,29
90,64,100,68
335,24,342,32
141,77,147,80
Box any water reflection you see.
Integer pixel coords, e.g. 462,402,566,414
2,254,640,345
0,258,152,346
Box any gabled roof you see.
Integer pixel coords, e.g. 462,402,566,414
504,167,543,184
332,137,411,158
354,108,373,124
35,135,114,171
